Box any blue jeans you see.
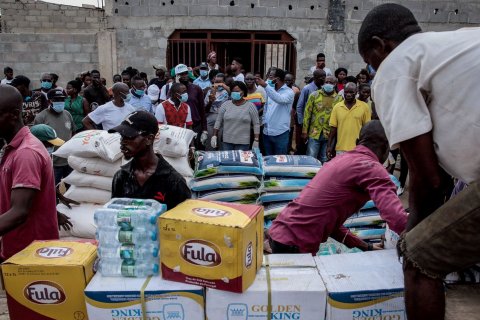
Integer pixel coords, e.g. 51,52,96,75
306,134,329,163
262,130,290,156
221,142,250,151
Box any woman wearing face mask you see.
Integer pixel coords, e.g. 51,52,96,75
33,89,76,185
65,80,90,133
155,83,193,129
212,81,260,151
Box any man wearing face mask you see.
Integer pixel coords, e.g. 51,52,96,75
175,64,207,150
33,73,54,99
193,62,212,90
127,76,153,113
83,83,135,131
255,68,295,156
33,89,76,185
302,75,343,163
9,75,49,127
155,83,193,129
109,111,191,209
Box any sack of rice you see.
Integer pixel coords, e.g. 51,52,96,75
53,130,122,162
195,188,259,204
343,208,384,228
57,203,101,239
194,150,263,178
153,124,196,158
263,155,321,178
162,155,194,177
264,201,290,220
262,177,311,192
258,191,300,204
68,156,122,177
349,227,386,240
64,185,111,204
63,170,112,191
190,175,261,192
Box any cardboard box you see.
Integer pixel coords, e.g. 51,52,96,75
206,254,327,320
1,240,97,320
84,274,205,320
316,250,405,320
160,200,263,293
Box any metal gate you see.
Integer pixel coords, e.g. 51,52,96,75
167,30,297,77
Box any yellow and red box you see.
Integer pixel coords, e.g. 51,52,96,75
1,240,97,320
159,200,263,293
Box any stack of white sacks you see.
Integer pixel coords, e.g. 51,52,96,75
190,149,264,204
260,155,322,224
53,130,123,239
153,124,196,183
95,198,166,277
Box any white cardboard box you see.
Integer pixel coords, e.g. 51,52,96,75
85,274,205,320
206,254,327,320
316,250,405,320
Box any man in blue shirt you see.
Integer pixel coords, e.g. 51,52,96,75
256,69,294,155
128,75,152,113
193,62,212,91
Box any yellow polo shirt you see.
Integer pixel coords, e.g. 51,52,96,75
329,99,371,151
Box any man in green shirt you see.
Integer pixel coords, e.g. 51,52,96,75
302,75,342,163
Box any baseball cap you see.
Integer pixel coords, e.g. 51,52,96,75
47,88,66,100
147,84,160,102
153,64,166,71
174,64,189,75
199,62,208,69
9,75,30,88
30,124,65,147
108,111,159,138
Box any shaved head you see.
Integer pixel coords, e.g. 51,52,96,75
313,69,326,78
0,84,23,114
112,82,129,94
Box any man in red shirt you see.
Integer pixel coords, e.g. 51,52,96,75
154,83,193,129
0,85,59,260
268,120,407,254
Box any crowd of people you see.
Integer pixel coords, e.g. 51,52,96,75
0,3,478,320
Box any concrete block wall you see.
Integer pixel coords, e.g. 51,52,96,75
0,0,104,33
0,33,99,89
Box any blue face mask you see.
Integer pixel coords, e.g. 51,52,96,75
41,81,53,90
322,83,335,93
267,79,276,87
200,70,208,78
231,92,242,101
24,96,31,102
133,87,144,97
180,93,189,102
51,101,65,113
217,86,224,92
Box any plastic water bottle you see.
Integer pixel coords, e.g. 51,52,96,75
99,258,159,277
98,243,159,260
105,198,167,213
94,208,161,230
96,226,157,245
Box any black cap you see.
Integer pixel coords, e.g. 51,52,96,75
9,75,30,88
108,111,159,138
47,88,66,100
199,62,208,69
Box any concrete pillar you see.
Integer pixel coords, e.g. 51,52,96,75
97,30,117,87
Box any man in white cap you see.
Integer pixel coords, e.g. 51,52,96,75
147,84,160,114
175,64,207,149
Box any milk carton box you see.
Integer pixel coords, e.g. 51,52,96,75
316,250,405,320
84,274,204,320
160,200,263,293
206,254,327,320
1,240,97,320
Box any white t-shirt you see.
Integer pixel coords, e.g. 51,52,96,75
233,73,245,82
88,101,136,131
309,66,333,76
1,78,12,85
371,28,480,184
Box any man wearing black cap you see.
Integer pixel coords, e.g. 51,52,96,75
193,62,212,90
9,75,49,126
109,111,191,209
34,89,76,185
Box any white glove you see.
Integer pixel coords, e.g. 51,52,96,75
201,131,208,145
211,136,218,149
252,140,259,149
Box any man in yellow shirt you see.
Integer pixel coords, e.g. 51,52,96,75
327,82,371,158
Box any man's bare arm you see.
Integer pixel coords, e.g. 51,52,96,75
0,188,37,236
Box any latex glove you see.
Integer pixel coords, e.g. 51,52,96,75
200,131,208,145
252,140,259,149
211,136,218,149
